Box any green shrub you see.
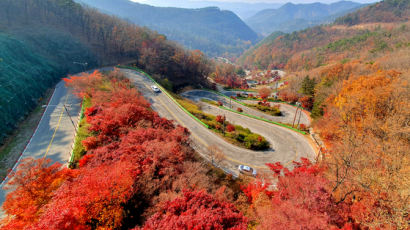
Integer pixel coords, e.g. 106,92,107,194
72,118,90,163
70,97,92,168
235,133,246,142
225,132,235,139
160,78,173,91
204,119,219,129
255,104,282,116
201,99,219,106
244,134,269,150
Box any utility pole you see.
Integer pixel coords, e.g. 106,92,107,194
296,108,302,128
64,104,76,129
73,62,88,72
222,115,226,136
292,102,301,128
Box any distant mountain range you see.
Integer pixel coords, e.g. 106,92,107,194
142,0,282,19
238,0,410,70
76,0,259,57
246,1,364,36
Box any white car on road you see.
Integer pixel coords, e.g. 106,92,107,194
151,85,160,93
238,165,257,177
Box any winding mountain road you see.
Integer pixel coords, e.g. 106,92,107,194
122,69,317,175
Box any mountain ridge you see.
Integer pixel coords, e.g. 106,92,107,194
239,0,410,70
77,0,259,57
246,1,364,36
142,0,282,19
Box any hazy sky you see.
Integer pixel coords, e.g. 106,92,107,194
132,0,378,3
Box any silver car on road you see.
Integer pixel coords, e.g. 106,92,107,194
238,165,257,177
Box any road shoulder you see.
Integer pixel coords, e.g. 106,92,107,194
0,88,54,181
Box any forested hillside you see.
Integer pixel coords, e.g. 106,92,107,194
335,0,409,25
239,0,410,70
0,0,211,143
76,0,259,57
246,1,363,36
238,1,410,228
0,28,96,142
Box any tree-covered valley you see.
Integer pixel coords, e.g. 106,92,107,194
76,0,260,57
0,0,408,229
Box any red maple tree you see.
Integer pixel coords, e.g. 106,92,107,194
141,190,248,230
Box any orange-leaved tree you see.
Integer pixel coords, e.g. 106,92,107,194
242,159,349,230
318,70,409,228
1,158,76,229
258,87,272,99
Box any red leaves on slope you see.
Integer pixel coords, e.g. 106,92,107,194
32,161,136,230
241,180,272,204
85,126,191,177
243,159,347,230
142,190,248,230
1,159,77,229
63,70,103,98
82,84,175,149
50,72,193,228
4,71,246,229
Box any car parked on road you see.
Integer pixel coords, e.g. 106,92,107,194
238,165,257,177
151,85,160,93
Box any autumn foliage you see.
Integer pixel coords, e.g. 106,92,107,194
141,190,248,230
258,87,272,99
238,1,410,229
226,124,236,132
213,63,249,89
316,70,409,228
2,70,247,229
242,159,350,230
1,159,76,229
63,70,104,98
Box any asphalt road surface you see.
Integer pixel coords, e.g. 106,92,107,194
122,69,316,176
182,90,311,126
0,80,81,211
